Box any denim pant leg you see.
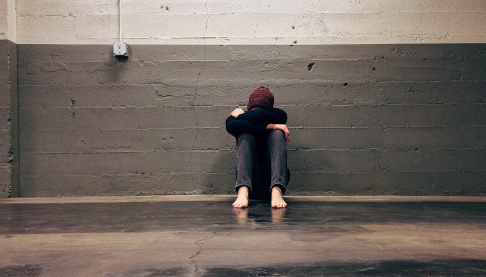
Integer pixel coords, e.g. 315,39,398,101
267,130,288,194
235,134,259,194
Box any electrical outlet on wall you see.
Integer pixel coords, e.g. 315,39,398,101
113,42,128,57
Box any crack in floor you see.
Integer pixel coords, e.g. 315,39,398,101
189,233,216,276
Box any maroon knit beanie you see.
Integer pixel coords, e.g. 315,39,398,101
247,86,274,111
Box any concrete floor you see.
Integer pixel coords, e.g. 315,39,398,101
0,196,485,276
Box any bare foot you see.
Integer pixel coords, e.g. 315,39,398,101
232,186,249,208
271,186,287,208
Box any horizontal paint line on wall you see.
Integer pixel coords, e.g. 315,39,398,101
20,172,232,177
18,103,486,110
18,127,225,131
292,169,486,173
19,169,486,177
290,126,486,129
22,150,231,155
20,125,486,131
17,104,486,110
288,147,486,151
20,147,486,154
18,80,486,87
17,11,486,16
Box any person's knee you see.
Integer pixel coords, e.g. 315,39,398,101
238,133,255,142
237,133,255,146
268,130,286,143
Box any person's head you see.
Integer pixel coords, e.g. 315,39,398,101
247,86,274,111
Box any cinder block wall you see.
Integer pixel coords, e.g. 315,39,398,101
0,0,17,197
0,40,10,197
10,0,486,196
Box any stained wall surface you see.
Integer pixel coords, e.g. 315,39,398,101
9,0,486,196
0,0,17,197
0,38,11,197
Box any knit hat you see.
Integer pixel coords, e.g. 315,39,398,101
247,86,274,111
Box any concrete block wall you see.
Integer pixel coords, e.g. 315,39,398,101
0,40,10,197
8,0,486,197
0,0,17,197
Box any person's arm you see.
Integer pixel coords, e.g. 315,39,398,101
226,107,289,139
266,123,290,141
236,108,287,125
226,115,267,138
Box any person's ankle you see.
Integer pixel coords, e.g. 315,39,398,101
272,185,283,195
238,186,250,195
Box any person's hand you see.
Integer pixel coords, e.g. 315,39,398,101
231,108,245,118
267,124,290,141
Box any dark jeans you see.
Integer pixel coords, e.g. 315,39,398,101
235,130,289,199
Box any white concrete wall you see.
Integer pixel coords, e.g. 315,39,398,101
7,0,16,42
1,0,17,197
0,0,16,41
16,0,486,45
0,0,6,39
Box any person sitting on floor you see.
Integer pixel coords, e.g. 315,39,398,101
225,86,290,209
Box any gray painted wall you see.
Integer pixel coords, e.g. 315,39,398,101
0,40,10,197
17,44,486,197
0,40,17,197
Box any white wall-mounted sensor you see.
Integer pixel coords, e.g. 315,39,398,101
113,42,128,57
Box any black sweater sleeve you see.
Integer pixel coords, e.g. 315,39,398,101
225,116,267,138
225,108,288,138
236,108,287,125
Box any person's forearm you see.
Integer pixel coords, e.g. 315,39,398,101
237,108,287,125
226,117,266,138
266,123,290,141
266,124,277,130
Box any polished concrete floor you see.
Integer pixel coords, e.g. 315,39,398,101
0,196,485,276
